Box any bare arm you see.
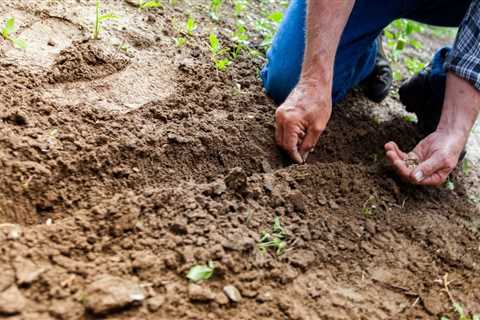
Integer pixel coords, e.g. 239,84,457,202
276,1,355,163
386,73,480,185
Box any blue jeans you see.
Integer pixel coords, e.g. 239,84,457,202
261,0,473,105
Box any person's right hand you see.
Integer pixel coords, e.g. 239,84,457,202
275,81,332,163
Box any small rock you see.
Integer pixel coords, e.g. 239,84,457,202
224,167,247,193
214,292,229,305
48,299,83,320
328,200,339,210
263,174,274,193
188,284,214,302
14,257,45,285
0,268,15,292
85,275,145,315
4,224,22,240
0,285,27,315
223,285,242,303
256,290,274,303
146,295,165,312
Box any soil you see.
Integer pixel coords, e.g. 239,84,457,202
0,1,479,320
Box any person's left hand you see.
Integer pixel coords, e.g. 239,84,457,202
384,129,467,186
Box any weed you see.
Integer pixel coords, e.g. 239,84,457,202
231,22,249,59
187,261,215,283
402,114,417,124
175,37,186,47
462,159,471,176
92,0,118,40
209,0,223,20
186,17,197,36
440,274,480,320
208,33,231,71
255,10,284,50
138,0,163,10
444,178,455,191
258,216,287,255
1,17,27,49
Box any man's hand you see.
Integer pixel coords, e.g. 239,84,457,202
385,129,467,186
275,82,332,163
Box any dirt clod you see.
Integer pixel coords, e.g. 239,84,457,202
85,275,145,315
0,286,27,315
188,284,215,302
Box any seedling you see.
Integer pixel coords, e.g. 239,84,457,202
186,17,197,36
231,22,249,59
402,114,417,124
208,33,231,71
186,261,215,283
444,178,455,191
209,0,223,19
175,37,186,47
138,0,163,10
92,0,118,40
440,274,480,320
233,0,247,16
1,17,27,49
258,216,287,255
255,11,284,50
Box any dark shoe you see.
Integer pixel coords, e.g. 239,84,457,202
399,66,467,160
363,36,393,103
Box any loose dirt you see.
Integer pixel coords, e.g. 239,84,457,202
0,1,479,319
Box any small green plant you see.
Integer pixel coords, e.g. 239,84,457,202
208,33,231,71
1,17,27,49
186,261,215,283
440,274,480,320
231,22,250,59
175,37,186,47
209,0,223,19
444,178,455,191
462,159,471,176
138,0,163,10
258,216,287,255
402,114,417,124
186,17,197,36
255,11,284,50
233,0,247,16
92,0,118,40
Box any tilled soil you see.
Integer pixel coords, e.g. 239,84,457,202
0,1,479,319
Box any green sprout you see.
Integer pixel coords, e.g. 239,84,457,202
138,0,163,10
209,0,223,19
208,33,231,71
186,261,215,283
231,22,249,59
258,216,287,255
186,17,197,36
444,178,455,191
1,17,27,49
92,0,118,40
175,37,186,47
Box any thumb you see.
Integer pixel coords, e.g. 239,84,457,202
299,126,323,162
410,153,445,183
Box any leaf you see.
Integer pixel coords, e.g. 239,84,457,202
209,33,220,54
140,1,163,9
13,38,27,49
186,263,214,283
267,11,283,23
99,13,118,22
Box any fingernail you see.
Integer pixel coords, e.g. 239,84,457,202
414,170,424,182
303,151,311,163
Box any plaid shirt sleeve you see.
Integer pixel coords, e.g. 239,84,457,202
445,0,480,91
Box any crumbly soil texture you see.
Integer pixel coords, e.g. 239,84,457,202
0,1,479,320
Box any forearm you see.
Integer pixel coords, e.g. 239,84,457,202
437,72,480,140
300,0,355,87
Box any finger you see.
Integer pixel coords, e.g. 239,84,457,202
298,126,323,162
391,158,413,182
416,170,449,186
410,154,454,185
384,142,408,161
283,126,303,164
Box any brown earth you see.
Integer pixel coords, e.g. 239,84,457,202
0,1,479,319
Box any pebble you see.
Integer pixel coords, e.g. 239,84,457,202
0,286,27,315
85,275,145,315
188,284,214,302
223,285,242,303
14,258,45,285
146,295,165,312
